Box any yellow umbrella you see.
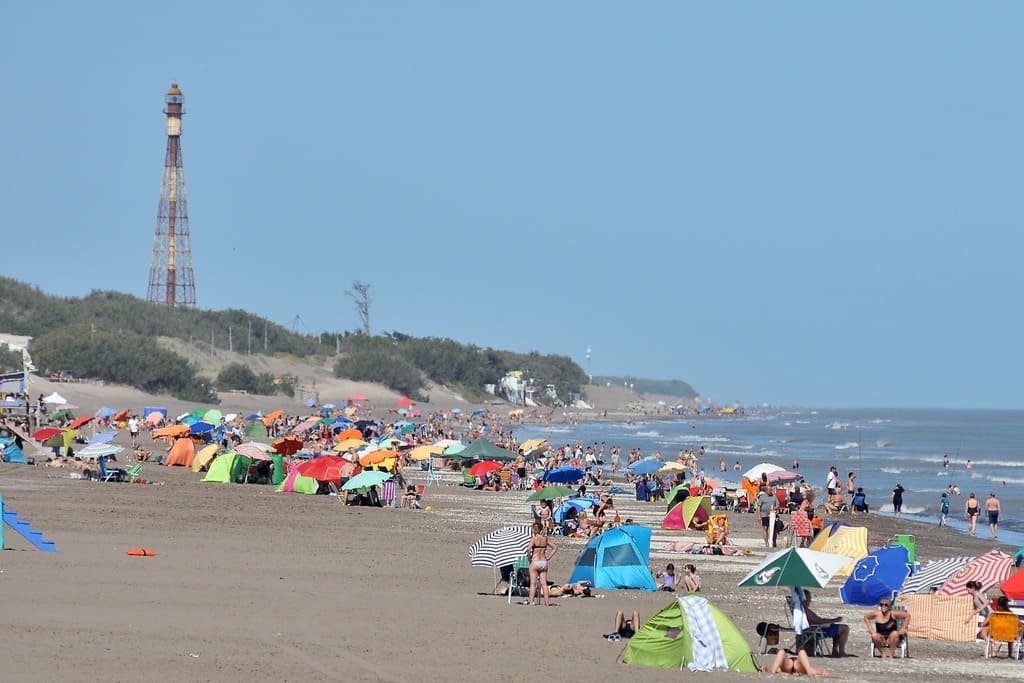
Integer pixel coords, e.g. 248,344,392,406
519,438,548,455
191,444,220,472
809,525,868,576
657,461,687,474
408,444,443,461
508,408,524,416
334,438,369,452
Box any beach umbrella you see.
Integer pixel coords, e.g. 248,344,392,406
68,416,94,430
89,430,120,445
203,409,223,424
554,497,599,524
938,550,1014,595
394,396,415,408
1000,568,1024,600
666,483,692,510
95,407,117,418
899,556,972,595
322,403,336,411
348,393,368,402
43,392,68,404
443,443,466,456
263,409,284,425
144,412,164,426
32,427,64,442
189,421,216,435
334,438,369,453
629,458,665,476
77,443,124,460
543,466,585,484
271,436,304,456
766,469,803,484
153,425,190,439
743,463,786,482
839,545,911,606
336,427,363,441
468,460,503,478
112,409,129,421
807,525,868,577
359,449,398,466
657,461,687,474
408,444,443,461
518,438,548,456
526,485,576,501
341,470,392,491
468,525,533,569
235,442,272,460
296,455,353,482
291,418,319,435
738,548,853,589
434,439,462,449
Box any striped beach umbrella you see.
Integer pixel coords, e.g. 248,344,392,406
899,556,972,595
938,550,1014,595
468,525,533,569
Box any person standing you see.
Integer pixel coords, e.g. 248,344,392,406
942,454,950,468
891,483,905,519
128,414,140,448
965,492,980,536
985,492,1001,539
525,522,557,607
846,472,857,497
938,492,949,526
757,485,777,547
826,467,839,495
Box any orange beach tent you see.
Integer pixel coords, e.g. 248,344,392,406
164,437,195,468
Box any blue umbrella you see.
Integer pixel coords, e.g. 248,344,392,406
190,421,216,435
553,497,600,523
89,430,120,445
629,458,664,476
840,545,911,606
543,466,585,484
95,407,117,418
304,398,317,408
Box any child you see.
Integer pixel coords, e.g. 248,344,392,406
682,563,701,592
656,563,676,591
939,492,949,526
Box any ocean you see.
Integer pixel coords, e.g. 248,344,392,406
512,408,1024,547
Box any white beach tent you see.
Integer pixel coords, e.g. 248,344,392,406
43,392,68,405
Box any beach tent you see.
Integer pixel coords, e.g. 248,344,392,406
568,525,657,591
164,438,195,468
661,496,713,531
808,524,867,576
456,438,516,462
276,468,318,494
621,595,758,672
202,452,253,484
244,419,268,438
0,438,26,463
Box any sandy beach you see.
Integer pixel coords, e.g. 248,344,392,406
1,383,1022,682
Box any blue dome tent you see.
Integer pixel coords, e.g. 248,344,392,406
568,525,657,591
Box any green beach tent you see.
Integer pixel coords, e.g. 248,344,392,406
202,452,254,484
244,419,268,438
661,496,713,530
455,438,516,462
621,595,757,672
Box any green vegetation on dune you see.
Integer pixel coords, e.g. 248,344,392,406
593,376,698,400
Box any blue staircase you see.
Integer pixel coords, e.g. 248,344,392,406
2,509,59,552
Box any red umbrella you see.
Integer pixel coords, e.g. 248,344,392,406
348,393,368,402
296,455,354,482
68,416,95,430
1000,568,1024,600
468,460,503,477
32,427,64,441
939,550,1014,595
271,436,305,456
394,396,415,407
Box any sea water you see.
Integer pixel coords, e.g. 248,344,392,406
513,408,1024,546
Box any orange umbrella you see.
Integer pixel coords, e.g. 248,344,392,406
359,449,398,466
68,416,95,430
262,409,284,426
272,436,304,456
394,396,415,407
336,427,363,441
153,424,190,439
113,409,130,422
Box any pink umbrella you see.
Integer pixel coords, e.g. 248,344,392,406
145,412,164,426
766,469,803,484
235,443,272,461
291,419,319,435
938,550,1013,595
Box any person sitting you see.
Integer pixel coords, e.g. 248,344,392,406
980,595,1017,656
656,563,677,591
604,610,640,641
588,506,607,537
133,445,153,462
682,563,701,592
761,649,829,676
706,515,729,545
852,488,869,514
400,485,421,509
824,491,848,515
864,599,910,658
801,590,849,657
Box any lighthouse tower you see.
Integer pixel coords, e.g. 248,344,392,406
146,83,196,307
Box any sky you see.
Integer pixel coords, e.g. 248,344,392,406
3,3,1022,409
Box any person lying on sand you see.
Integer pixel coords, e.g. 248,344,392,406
547,581,599,598
761,649,829,676
663,541,750,556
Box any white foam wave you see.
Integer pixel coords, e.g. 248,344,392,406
635,430,660,438
834,442,861,450
876,441,895,448
982,475,1024,486
900,505,927,515
881,467,903,475
826,422,850,430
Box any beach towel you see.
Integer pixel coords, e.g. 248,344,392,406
791,586,810,635
680,596,729,672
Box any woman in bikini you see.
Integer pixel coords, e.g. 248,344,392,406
526,522,557,606
965,492,980,536
863,599,910,658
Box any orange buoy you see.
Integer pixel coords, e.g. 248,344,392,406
126,548,157,557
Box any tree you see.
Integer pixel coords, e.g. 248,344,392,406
346,281,371,335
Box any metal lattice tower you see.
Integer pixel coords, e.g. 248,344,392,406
146,83,196,307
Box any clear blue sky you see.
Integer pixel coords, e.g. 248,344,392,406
3,3,1021,409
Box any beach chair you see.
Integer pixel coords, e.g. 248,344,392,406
425,458,443,487
786,593,830,657
499,469,511,489
123,462,143,482
983,612,1021,659
98,457,125,483
869,606,910,658
507,556,530,605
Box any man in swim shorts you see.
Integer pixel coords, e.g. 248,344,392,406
986,493,1001,539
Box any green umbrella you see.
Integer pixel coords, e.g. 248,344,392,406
443,443,466,456
737,547,852,588
341,470,393,491
527,485,575,502
666,483,690,510
203,408,223,424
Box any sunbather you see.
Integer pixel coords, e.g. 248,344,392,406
603,610,640,641
761,649,829,676
548,581,593,597
663,541,749,556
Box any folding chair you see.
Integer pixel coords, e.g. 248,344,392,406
984,612,1021,659
425,458,443,486
786,592,830,657
869,606,910,658
507,556,531,605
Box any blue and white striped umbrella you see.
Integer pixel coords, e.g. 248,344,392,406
468,525,533,569
899,556,972,594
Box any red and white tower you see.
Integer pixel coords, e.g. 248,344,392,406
147,83,196,307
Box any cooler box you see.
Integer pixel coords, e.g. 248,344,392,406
890,533,916,563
